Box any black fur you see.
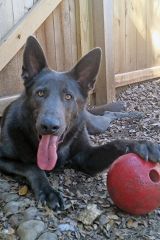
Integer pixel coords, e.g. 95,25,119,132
0,36,160,210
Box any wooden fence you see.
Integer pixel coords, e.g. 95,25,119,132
0,0,160,115
114,0,160,87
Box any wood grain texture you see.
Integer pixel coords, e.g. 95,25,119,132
79,0,92,56
91,0,107,105
0,0,62,71
61,0,73,70
0,0,13,40
125,0,137,72
135,0,147,70
53,3,65,71
36,23,47,57
115,66,160,87
0,47,24,97
114,0,126,74
103,0,115,103
44,14,57,70
68,0,77,66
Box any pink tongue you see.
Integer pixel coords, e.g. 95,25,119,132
37,135,58,171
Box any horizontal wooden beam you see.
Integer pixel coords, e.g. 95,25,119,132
115,66,160,87
0,95,19,116
0,0,62,71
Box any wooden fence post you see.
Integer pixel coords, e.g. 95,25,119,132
92,0,115,105
103,0,115,103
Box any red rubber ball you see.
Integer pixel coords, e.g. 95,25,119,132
107,153,160,215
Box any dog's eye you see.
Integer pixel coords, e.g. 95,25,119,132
64,93,72,100
36,90,45,97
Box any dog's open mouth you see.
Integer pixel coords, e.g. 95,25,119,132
37,135,59,171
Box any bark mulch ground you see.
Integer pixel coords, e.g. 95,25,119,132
0,79,160,240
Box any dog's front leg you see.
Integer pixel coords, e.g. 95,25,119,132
71,140,160,175
25,166,64,210
0,157,64,210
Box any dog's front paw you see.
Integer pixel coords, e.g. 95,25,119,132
128,141,160,163
36,187,64,211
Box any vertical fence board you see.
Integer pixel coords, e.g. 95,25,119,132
79,0,92,56
44,14,57,70
136,0,147,70
61,0,73,70
103,0,115,102
0,48,23,97
125,0,137,72
146,0,154,68
0,0,13,40
12,0,25,24
68,0,77,65
74,0,81,60
53,4,65,71
92,0,107,105
152,0,160,66
114,0,125,74
36,23,47,57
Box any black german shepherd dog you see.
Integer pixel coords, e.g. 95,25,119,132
0,36,160,210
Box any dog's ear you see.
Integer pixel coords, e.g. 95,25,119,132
22,36,47,80
70,48,101,96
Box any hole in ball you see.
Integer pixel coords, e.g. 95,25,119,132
149,169,160,183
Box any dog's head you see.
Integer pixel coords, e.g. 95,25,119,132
22,36,101,170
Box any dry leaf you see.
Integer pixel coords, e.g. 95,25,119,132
18,185,28,196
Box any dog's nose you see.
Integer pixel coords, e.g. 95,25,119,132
40,118,60,134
